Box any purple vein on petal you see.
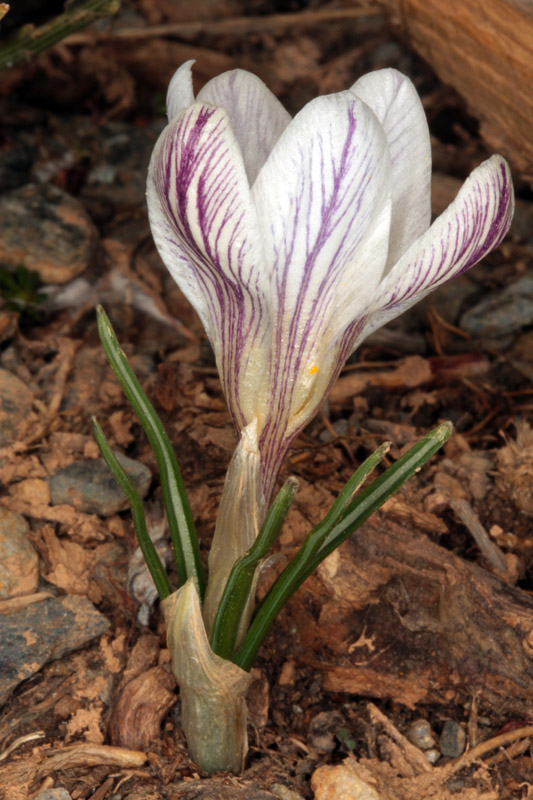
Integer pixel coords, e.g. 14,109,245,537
148,103,267,430
253,96,390,494
351,156,514,354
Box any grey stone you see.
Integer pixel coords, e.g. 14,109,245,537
460,274,533,338
32,789,73,800
424,748,441,764
0,508,38,599
0,594,109,705
439,720,467,757
407,718,436,750
48,453,151,517
0,183,98,284
319,418,350,443
0,368,34,446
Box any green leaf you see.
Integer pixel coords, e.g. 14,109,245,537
96,305,205,599
234,422,452,671
210,476,299,660
335,727,356,751
92,417,172,600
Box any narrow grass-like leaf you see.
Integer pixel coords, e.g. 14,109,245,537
96,305,205,598
315,421,453,562
210,476,299,660
250,441,389,621
92,417,172,600
235,422,452,670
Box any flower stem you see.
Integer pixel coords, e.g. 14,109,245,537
209,476,299,660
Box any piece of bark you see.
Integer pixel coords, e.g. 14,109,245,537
380,0,533,177
108,665,176,750
329,355,488,406
37,743,147,777
329,356,432,406
288,515,533,718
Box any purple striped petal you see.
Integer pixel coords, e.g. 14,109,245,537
147,102,269,429
358,155,514,344
166,60,195,120
251,92,392,492
198,70,292,185
351,69,432,271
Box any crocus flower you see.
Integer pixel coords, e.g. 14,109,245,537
147,62,513,500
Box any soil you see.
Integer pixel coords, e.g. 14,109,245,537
0,2,533,799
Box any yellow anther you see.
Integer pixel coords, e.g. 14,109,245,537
308,365,319,375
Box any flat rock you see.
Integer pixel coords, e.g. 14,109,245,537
0,183,98,284
0,594,109,705
48,453,151,517
33,790,73,800
0,508,38,599
460,273,533,338
0,368,34,446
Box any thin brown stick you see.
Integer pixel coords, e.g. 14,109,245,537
64,7,381,44
448,497,507,574
368,703,434,775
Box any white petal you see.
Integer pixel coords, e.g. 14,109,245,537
166,60,195,121
147,102,269,428
358,155,514,344
251,92,391,487
351,69,432,270
198,69,292,185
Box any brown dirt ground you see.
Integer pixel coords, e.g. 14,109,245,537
1,2,533,799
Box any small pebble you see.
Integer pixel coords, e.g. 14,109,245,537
407,718,436,750
460,273,533,338
32,789,73,800
424,748,441,764
439,720,467,757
